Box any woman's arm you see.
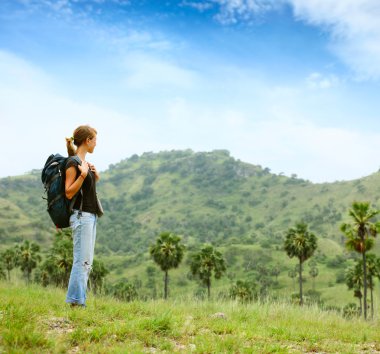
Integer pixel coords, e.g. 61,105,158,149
65,162,89,199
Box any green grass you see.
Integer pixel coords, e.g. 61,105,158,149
1,281,380,353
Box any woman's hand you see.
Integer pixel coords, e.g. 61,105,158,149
78,161,89,178
88,162,100,181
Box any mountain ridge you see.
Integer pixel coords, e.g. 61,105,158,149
1,149,380,249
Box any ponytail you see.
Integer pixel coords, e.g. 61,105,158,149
66,137,76,157
66,125,97,157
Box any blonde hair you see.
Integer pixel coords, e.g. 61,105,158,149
66,125,97,156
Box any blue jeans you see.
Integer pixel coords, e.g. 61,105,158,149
66,210,97,305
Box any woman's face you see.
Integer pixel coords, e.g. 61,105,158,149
87,135,97,153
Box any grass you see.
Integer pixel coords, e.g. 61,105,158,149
1,281,380,353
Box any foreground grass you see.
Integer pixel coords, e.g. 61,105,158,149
1,282,380,353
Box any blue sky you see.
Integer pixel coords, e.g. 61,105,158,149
1,0,380,182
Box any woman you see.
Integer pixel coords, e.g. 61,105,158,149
65,125,100,307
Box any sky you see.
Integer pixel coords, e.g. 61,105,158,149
1,0,380,183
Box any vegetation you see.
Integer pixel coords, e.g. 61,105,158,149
1,282,380,353
340,202,380,319
345,262,364,315
150,232,185,299
17,240,41,284
345,254,380,320
1,247,17,281
229,280,256,302
3,150,380,353
2,150,380,314
284,223,318,305
190,245,226,299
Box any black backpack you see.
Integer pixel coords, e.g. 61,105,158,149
41,154,82,228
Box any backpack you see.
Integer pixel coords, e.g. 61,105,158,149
41,154,82,228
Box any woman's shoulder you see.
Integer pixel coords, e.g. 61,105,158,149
65,156,81,170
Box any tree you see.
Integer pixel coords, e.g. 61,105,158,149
229,280,256,303
150,232,185,299
0,263,5,280
256,264,274,297
17,240,41,283
309,266,319,291
53,229,73,287
190,245,226,299
288,267,297,292
351,254,380,320
340,202,380,320
35,230,73,288
89,259,109,295
111,281,138,302
345,263,363,316
146,265,158,299
1,247,17,281
363,254,380,320
270,263,281,282
284,223,317,305
37,254,67,287
343,303,360,319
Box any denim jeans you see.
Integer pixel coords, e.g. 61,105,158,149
66,210,97,305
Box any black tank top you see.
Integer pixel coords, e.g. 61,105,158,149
66,158,98,215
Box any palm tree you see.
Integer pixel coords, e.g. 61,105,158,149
38,254,64,287
340,201,380,320
90,259,109,295
111,281,138,302
359,254,380,320
17,240,41,283
288,268,297,292
309,266,319,291
1,247,17,281
284,223,317,305
271,263,281,282
190,245,226,299
53,230,73,287
229,280,256,303
345,264,363,316
150,232,185,299
0,264,5,280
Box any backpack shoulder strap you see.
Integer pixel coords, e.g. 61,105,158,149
66,155,82,168
66,155,84,216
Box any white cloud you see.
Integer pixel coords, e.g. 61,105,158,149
288,0,380,79
306,72,340,89
209,0,380,79
15,0,380,81
160,94,380,183
240,118,380,183
212,0,280,24
122,53,200,90
0,50,150,177
15,0,73,16
104,30,174,52
1,49,380,183
180,1,214,12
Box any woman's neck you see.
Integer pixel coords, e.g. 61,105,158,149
76,147,87,162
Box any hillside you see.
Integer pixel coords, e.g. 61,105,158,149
1,149,380,307
1,282,379,353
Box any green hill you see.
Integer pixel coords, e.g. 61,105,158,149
1,281,379,353
1,149,380,307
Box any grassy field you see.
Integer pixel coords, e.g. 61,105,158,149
1,281,380,353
